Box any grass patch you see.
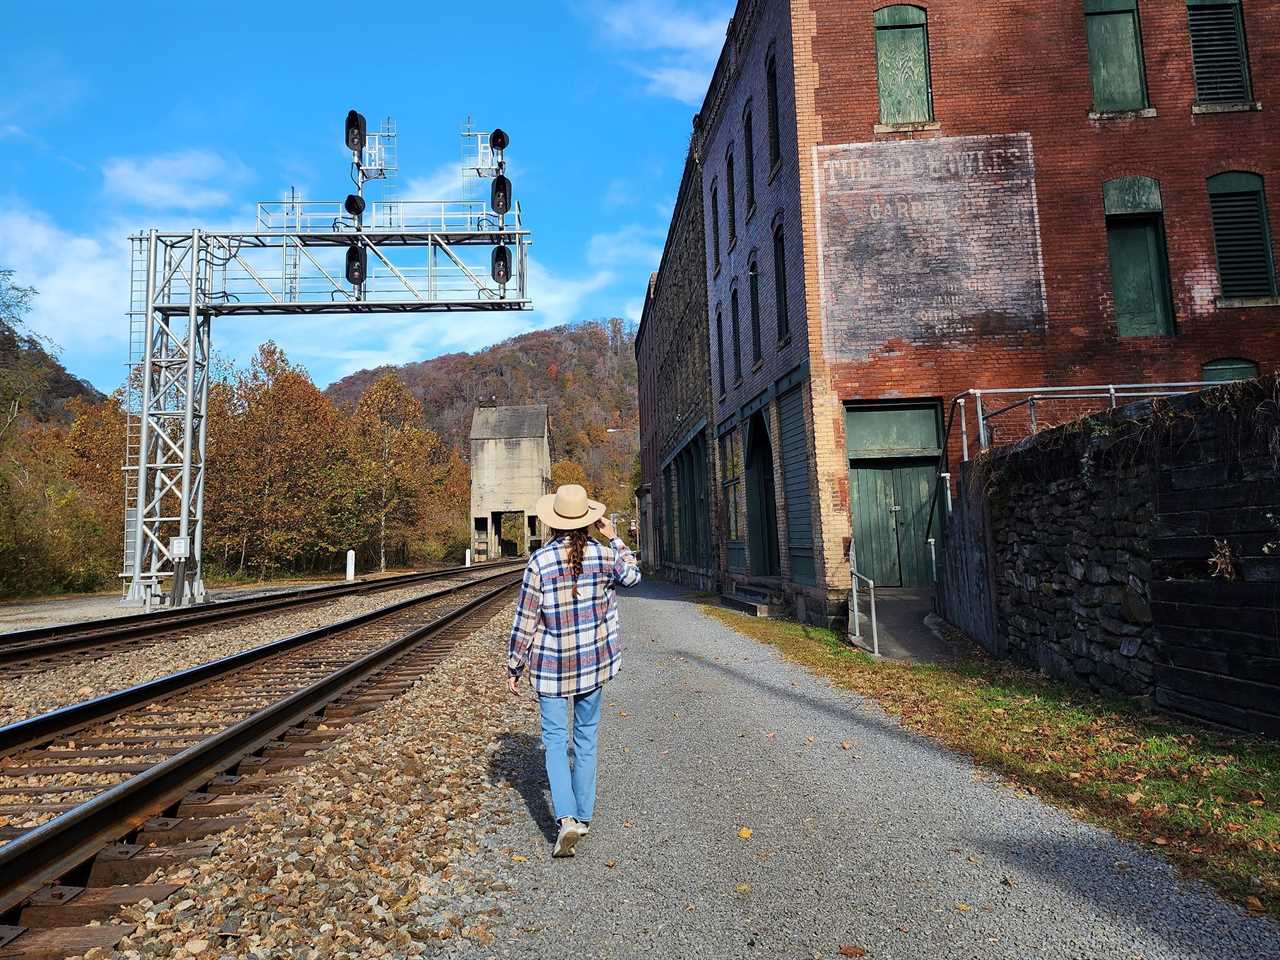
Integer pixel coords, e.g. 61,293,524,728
701,604,1280,919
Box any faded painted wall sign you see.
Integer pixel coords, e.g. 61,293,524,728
814,133,1047,361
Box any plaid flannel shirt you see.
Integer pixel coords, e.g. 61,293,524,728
507,534,641,697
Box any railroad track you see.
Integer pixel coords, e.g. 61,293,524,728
0,567,520,959
0,560,522,678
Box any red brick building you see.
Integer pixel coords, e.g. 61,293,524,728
645,0,1279,625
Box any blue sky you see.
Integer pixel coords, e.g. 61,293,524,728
0,0,731,392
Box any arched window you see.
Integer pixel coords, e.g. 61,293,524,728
773,221,791,341
730,285,743,383
1208,171,1276,298
742,103,756,213
748,255,763,364
715,306,726,395
709,179,721,265
1201,357,1259,382
1102,175,1172,336
725,146,737,245
874,5,932,124
765,46,781,169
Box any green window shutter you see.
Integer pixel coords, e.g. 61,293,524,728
715,308,726,394
1085,0,1148,111
1208,172,1276,298
1106,215,1174,336
1201,357,1259,381
766,54,781,168
773,225,790,340
1187,1,1252,103
778,387,815,585
726,149,737,244
875,6,932,124
710,182,721,263
743,109,756,211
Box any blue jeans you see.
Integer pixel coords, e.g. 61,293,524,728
537,686,602,823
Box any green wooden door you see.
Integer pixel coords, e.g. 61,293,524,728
846,403,942,589
850,464,901,586
1107,216,1171,336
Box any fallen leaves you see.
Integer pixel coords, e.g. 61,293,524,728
841,740,853,751
738,826,753,840
734,882,751,894
511,854,528,862
605,859,618,869
838,946,867,957
954,902,971,912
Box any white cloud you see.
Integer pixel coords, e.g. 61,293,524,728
102,149,249,210
585,0,731,105
587,224,665,269
0,211,129,355
402,161,468,202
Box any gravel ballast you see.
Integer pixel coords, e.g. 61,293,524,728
79,605,532,960
0,580,467,728
486,580,1280,959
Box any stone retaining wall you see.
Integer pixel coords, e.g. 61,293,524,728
937,377,1280,735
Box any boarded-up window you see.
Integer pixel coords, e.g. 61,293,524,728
875,5,932,124
1201,357,1259,381
1187,0,1252,104
1085,0,1148,111
719,427,742,543
743,106,756,212
1208,171,1276,298
1103,176,1173,335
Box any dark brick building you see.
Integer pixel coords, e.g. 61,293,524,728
636,148,718,589
644,0,1280,625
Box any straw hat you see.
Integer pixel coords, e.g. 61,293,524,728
536,484,607,531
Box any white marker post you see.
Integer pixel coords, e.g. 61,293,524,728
465,549,472,568
345,550,356,582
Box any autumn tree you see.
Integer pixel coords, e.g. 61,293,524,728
551,458,589,490
350,373,448,571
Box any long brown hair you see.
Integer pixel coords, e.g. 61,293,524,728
553,527,591,597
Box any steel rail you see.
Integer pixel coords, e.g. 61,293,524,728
0,565,520,757
0,560,521,667
0,574,519,916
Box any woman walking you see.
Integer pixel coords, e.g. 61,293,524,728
506,484,641,857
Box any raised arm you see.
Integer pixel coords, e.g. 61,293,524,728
507,560,543,676
609,536,641,588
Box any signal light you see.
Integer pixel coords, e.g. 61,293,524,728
346,245,367,285
491,245,512,285
345,110,367,153
489,128,509,153
491,175,512,216
344,194,366,218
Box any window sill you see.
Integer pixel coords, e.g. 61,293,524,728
873,120,940,134
1192,101,1261,114
751,359,765,373
745,203,757,224
727,236,738,254
777,334,792,349
1089,107,1157,120
767,160,783,185
713,262,722,279
1217,294,1280,308
733,378,744,388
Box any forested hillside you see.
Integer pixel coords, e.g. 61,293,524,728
328,318,639,512
0,264,639,598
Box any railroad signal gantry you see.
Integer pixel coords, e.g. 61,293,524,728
122,112,532,608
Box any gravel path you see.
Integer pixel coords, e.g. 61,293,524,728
487,580,1280,960
0,580,468,728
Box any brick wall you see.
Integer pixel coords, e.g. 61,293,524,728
637,146,718,588
791,0,1280,616
937,378,1280,735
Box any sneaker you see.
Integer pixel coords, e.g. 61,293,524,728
573,820,590,838
553,818,582,858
